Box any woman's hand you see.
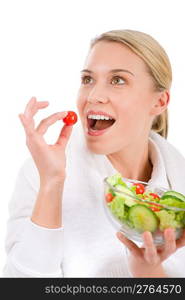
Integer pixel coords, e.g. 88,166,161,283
18,96,73,184
117,228,185,277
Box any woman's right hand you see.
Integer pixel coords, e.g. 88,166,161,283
18,96,73,185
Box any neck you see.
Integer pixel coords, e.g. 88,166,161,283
106,138,153,183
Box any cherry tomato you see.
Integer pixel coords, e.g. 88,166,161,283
105,193,114,203
63,111,78,126
133,183,145,194
149,193,160,200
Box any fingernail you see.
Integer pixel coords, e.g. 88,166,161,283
63,111,68,117
57,111,68,120
117,232,123,239
18,114,25,125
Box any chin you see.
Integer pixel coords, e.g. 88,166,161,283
85,142,113,155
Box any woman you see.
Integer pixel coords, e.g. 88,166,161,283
3,29,185,277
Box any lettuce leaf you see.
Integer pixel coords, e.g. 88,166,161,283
106,173,127,187
108,196,127,221
155,210,184,230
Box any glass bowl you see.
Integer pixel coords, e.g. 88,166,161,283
103,174,185,245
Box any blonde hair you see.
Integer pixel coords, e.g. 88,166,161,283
90,29,172,139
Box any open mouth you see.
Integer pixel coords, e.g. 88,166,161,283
87,118,116,131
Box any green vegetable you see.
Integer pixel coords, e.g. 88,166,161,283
106,173,127,187
108,196,125,221
155,210,184,230
175,211,185,226
114,184,136,207
159,197,185,209
161,190,185,202
128,204,158,233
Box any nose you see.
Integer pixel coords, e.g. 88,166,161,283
88,97,108,104
87,86,109,104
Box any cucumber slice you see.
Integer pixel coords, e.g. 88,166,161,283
159,197,185,209
161,190,185,202
160,195,183,202
114,184,136,207
128,204,158,233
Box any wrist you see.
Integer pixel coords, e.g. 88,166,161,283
40,177,65,190
132,264,168,278
31,178,65,228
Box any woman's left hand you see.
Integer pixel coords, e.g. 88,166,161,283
117,228,185,277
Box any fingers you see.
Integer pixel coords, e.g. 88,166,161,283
19,97,50,135
24,97,36,118
55,123,73,147
19,97,73,149
18,113,35,137
175,229,185,249
116,232,142,257
36,111,68,135
24,97,49,120
142,231,159,264
160,228,176,260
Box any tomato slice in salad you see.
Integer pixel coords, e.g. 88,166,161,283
106,193,114,203
150,206,161,212
149,193,160,200
147,200,162,212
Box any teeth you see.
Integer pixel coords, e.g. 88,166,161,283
87,114,113,120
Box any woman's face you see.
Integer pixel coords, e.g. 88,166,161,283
76,41,163,155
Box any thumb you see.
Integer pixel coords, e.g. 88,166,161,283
116,232,141,256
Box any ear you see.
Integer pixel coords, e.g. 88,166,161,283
150,90,170,116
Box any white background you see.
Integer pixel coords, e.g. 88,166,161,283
0,0,184,276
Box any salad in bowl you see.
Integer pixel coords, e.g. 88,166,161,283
103,173,185,245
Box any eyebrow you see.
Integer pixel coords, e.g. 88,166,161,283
80,68,134,76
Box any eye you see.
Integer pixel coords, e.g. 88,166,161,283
111,76,125,85
81,75,93,85
81,75,126,85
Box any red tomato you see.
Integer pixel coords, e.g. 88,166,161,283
148,202,162,207
150,206,161,212
105,193,114,203
149,193,160,200
133,183,145,194
63,111,78,126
